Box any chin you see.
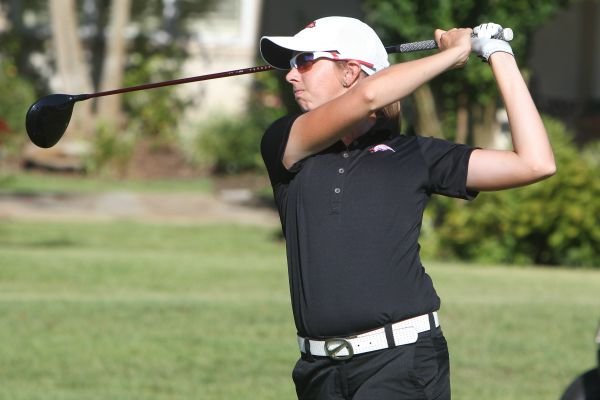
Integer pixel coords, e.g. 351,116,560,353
297,102,311,113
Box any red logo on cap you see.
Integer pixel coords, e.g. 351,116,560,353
305,21,316,29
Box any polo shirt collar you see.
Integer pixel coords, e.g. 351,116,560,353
345,117,398,151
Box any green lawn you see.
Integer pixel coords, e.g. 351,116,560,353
0,220,598,400
0,171,213,194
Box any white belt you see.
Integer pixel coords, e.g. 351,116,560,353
298,312,439,360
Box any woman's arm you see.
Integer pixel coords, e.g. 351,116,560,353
283,29,472,169
466,52,556,191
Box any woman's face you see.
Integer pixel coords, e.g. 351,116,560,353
285,55,347,112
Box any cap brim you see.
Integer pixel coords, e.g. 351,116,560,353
260,36,337,70
260,37,293,70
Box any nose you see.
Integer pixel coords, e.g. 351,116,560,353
286,68,299,83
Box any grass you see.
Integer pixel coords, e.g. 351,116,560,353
0,171,213,194
0,220,599,400
0,221,294,400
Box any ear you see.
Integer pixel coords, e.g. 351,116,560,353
341,60,363,88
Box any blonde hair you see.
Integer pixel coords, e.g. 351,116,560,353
380,101,401,121
337,61,402,126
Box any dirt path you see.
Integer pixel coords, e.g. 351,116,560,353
1,147,279,226
0,189,280,227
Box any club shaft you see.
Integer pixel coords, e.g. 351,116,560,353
76,39,438,100
81,64,275,100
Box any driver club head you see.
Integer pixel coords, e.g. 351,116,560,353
25,94,79,148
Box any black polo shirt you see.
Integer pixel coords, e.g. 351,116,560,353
261,114,478,339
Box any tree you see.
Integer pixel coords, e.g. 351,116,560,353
97,0,132,126
363,0,571,146
0,0,216,168
48,0,95,138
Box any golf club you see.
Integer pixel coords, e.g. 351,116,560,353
26,27,512,149
25,40,440,149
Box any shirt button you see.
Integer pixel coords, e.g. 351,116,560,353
338,168,345,174
342,152,350,159
334,188,341,194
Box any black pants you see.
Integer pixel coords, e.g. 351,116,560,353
292,327,450,400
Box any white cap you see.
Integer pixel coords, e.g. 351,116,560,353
260,16,390,75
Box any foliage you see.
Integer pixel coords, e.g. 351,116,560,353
581,140,600,169
115,0,217,145
0,0,216,90
122,55,191,145
0,0,216,144
194,69,287,174
363,0,571,61
428,117,599,267
363,0,572,141
194,116,265,174
84,122,137,177
0,58,35,148
0,0,49,95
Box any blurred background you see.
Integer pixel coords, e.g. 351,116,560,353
0,1,599,399
0,0,598,267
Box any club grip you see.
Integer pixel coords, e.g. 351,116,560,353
385,26,513,55
386,40,438,54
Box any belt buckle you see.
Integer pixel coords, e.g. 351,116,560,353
324,338,354,360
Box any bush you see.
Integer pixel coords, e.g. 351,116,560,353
194,115,266,175
84,122,136,177
427,116,600,267
0,59,35,148
123,54,190,145
193,70,286,175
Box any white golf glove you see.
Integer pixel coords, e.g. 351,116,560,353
471,22,514,62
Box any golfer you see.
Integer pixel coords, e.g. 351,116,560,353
260,17,555,400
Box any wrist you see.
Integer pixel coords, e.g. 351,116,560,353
442,45,470,68
482,40,513,62
488,51,516,66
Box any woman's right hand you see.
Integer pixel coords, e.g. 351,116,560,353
434,28,472,68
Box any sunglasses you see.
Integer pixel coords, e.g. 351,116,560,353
289,51,375,73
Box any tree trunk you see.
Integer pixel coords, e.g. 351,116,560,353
472,100,499,148
413,84,443,138
455,93,469,144
48,0,94,138
97,0,132,126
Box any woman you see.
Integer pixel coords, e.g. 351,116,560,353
260,17,555,400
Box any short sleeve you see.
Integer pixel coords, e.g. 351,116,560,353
260,114,299,187
416,136,479,200
260,115,301,230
